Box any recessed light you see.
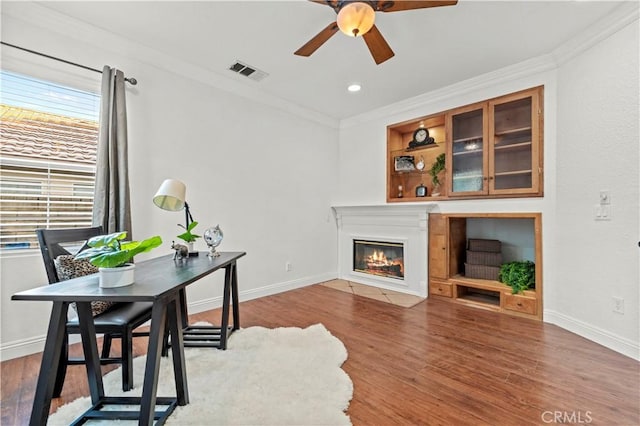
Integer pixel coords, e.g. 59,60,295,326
347,83,361,92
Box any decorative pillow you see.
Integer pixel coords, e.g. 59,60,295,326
54,255,115,317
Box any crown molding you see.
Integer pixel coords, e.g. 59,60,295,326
340,1,639,130
552,1,639,66
1,3,340,129
340,54,556,129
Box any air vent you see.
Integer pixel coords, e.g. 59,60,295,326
228,60,268,82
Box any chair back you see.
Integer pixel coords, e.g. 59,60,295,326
36,226,104,284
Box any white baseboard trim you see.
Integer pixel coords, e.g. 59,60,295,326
544,309,639,361
187,272,336,315
0,273,336,361
0,335,47,362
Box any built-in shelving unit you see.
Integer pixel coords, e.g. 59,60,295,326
387,86,543,202
428,212,542,320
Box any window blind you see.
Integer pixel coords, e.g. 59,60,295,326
0,70,100,250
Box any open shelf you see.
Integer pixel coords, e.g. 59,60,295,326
428,213,542,320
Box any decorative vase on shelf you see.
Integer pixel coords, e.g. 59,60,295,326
99,263,135,288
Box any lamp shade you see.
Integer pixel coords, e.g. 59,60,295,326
337,2,375,37
153,179,186,211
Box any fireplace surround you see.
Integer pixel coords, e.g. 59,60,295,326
333,205,434,297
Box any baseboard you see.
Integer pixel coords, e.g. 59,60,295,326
544,309,639,361
0,273,337,360
187,272,336,315
0,335,48,361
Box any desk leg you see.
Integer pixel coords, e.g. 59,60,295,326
139,299,168,425
219,264,233,350
167,296,189,405
29,302,69,426
76,302,105,404
231,262,240,331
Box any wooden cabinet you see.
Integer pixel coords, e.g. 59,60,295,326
387,86,543,202
447,87,543,197
428,213,543,320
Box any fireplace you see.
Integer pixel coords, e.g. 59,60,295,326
333,205,433,297
353,240,404,280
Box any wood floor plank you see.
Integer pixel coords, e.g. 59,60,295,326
2,284,638,425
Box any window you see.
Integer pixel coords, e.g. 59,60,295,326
0,70,100,250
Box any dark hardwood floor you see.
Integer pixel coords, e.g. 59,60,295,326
2,284,639,425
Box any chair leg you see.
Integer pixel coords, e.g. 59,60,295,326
52,333,69,398
101,333,113,359
121,330,134,392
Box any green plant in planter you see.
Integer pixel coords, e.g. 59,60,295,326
177,221,200,244
429,153,446,190
75,232,162,268
498,260,535,294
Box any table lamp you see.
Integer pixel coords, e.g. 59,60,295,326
153,179,194,229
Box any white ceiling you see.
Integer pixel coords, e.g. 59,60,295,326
37,1,624,120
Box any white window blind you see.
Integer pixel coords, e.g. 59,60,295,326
0,70,100,250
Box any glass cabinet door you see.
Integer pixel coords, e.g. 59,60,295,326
448,104,488,195
489,91,540,194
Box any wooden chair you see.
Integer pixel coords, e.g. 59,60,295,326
36,227,153,396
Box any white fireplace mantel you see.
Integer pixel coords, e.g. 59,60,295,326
332,204,436,297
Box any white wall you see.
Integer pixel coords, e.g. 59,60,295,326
335,9,639,358
0,6,339,359
553,19,639,356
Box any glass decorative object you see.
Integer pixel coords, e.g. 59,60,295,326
203,225,223,258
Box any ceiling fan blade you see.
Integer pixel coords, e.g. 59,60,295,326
377,1,458,12
362,25,395,65
294,22,339,57
309,0,339,7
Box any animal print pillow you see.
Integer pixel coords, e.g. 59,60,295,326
54,255,115,317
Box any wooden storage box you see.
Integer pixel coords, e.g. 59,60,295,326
466,250,502,266
465,263,500,281
467,238,502,253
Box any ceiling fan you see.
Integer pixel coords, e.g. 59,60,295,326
294,1,458,65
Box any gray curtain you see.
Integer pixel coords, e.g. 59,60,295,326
92,66,132,236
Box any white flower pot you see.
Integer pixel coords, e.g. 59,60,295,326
187,242,195,253
99,263,135,288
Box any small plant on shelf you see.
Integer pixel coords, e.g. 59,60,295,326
429,153,446,195
498,260,535,294
177,221,200,244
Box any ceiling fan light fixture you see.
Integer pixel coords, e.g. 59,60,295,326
337,2,375,37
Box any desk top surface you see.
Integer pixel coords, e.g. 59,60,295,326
12,251,246,303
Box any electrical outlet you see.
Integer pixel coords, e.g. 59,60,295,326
285,262,292,272
599,190,611,205
612,297,624,314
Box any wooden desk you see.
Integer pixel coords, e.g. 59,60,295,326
12,251,246,426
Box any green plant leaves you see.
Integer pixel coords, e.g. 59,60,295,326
429,153,445,187
498,260,535,294
177,221,200,243
75,232,162,269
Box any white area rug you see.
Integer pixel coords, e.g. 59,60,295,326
48,323,353,425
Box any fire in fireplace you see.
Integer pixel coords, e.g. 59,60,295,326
353,239,404,280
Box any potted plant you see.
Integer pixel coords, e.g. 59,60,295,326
75,232,162,288
429,153,445,196
177,221,200,254
498,260,535,294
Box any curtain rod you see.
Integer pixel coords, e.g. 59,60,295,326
0,41,138,85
